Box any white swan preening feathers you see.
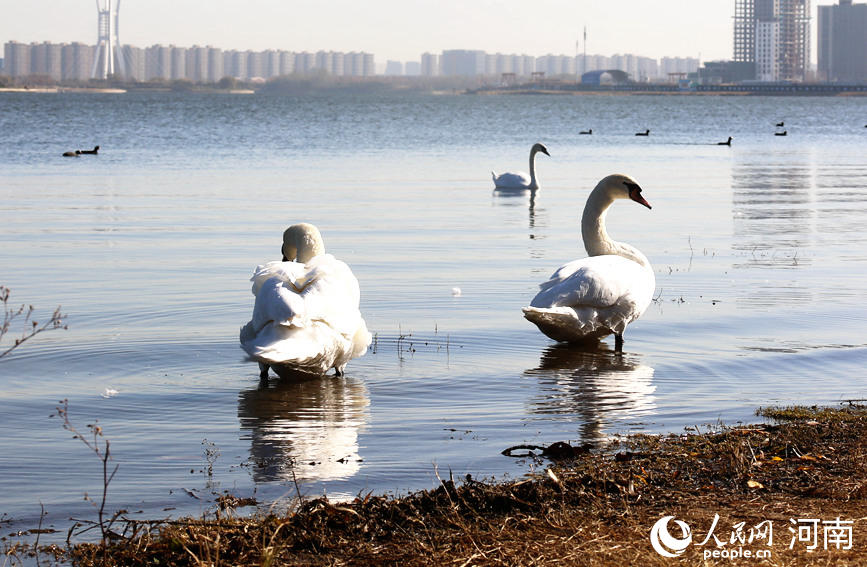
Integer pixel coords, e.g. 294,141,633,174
492,143,550,191
240,223,371,378
523,174,655,351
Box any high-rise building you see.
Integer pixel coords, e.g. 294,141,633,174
122,45,145,81
263,50,280,79
145,44,170,80
3,41,31,78
246,50,264,79
660,56,700,77
187,46,209,83
279,50,294,76
224,50,247,79
207,47,224,82
61,42,95,81
755,16,779,81
384,60,403,75
31,41,63,80
170,45,187,80
361,53,375,76
536,54,576,77
818,0,867,82
294,52,314,74
440,50,485,76
420,52,439,76
734,0,810,81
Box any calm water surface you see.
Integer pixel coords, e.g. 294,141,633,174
1,92,866,540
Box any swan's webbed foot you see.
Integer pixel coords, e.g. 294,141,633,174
614,333,624,352
258,362,270,379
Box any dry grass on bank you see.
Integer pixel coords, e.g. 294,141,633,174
9,404,867,566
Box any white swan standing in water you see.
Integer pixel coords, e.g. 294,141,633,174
523,174,655,351
491,143,550,191
240,223,372,378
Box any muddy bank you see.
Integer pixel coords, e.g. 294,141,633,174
9,404,867,566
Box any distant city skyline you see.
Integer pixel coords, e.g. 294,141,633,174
0,0,842,69
3,39,700,83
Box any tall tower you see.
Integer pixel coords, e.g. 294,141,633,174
91,0,126,79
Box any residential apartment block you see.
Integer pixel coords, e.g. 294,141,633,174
734,0,811,82
2,40,375,82
818,0,867,82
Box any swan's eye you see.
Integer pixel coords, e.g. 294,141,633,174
624,181,641,193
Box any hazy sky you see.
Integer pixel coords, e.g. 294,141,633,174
1,1,834,64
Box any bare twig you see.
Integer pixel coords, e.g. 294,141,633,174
51,399,119,546
0,286,67,359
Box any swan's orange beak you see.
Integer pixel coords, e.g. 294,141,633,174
627,184,652,209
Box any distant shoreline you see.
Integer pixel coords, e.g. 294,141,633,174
0,87,256,94
472,89,867,97
470,83,867,97
2,85,865,97
0,87,127,94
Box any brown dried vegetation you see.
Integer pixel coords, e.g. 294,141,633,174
24,404,867,565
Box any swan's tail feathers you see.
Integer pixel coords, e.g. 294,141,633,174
240,318,371,375
240,321,345,374
522,306,612,344
350,322,373,358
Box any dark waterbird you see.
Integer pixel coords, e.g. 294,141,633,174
80,145,100,155
635,129,650,136
775,130,787,136
62,150,81,157
579,129,592,135
717,136,732,146
776,121,785,127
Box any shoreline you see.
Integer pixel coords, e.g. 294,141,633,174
3,85,866,97
8,404,866,566
471,87,867,97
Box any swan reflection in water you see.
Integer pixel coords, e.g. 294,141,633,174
524,343,656,442
237,374,370,483
492,188,547,249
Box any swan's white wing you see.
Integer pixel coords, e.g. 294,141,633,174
492,171,531,189
524,255,655,341
294,254,364,338
531,256,651,310
240,256,371,373
250,260,307,295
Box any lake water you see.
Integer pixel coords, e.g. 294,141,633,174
1,91,866,542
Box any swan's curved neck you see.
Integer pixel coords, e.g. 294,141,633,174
581,188,650,268
528,149,539,189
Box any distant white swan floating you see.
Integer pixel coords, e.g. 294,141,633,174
240,223,371,378
492,143,550,191
523,174,655,351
